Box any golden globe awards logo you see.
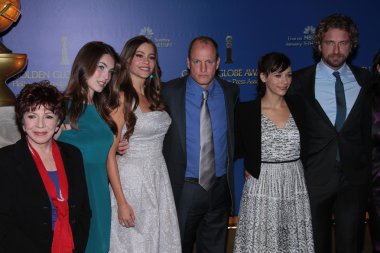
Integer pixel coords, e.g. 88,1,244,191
225,35,233,64
285,25,315,47
60,36,70,65
139,26,173,48
10,35,71,90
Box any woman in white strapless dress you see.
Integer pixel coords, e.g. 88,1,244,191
107,36,181,253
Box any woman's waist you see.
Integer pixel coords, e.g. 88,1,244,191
119,142,163,158
261,157,301,164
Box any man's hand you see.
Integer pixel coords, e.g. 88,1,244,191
117,139,129,155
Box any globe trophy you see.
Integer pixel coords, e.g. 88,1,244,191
0,0,27,106
0,0,25,147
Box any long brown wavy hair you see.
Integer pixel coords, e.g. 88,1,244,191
64,41,120,134
118,35,164,140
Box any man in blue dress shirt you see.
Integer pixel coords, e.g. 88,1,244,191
162,36,239,253
289,14,372,253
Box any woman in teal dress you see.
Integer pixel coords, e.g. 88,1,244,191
58,41,120,253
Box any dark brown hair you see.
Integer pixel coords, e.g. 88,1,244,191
15,80,66,132
257,52,291,97
118,35,164,140
64,41,120,134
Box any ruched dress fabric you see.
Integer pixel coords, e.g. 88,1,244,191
234,115,314,253
109,106,181,253
58,105,113,253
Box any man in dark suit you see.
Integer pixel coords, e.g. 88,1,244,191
162,36,239,253
289,14,372,253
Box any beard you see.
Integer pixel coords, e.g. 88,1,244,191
323,53,348,69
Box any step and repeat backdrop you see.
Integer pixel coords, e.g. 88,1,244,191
3,0,379,213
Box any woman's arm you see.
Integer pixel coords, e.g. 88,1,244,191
70,148,91,253
107,94,135,228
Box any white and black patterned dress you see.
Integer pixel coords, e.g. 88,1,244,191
233,114,314,253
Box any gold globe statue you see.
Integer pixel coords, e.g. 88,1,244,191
0,0,27,106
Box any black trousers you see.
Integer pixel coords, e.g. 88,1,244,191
177,175,230,253
369,177,380,252
307,167,369,253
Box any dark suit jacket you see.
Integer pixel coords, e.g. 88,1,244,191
235,95,308,179
290,64,372,186
0,137,91,253
162,75,239,211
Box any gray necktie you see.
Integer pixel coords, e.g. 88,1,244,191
333,71,346,131
199,90,216,191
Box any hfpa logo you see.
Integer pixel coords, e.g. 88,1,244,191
303,26,315,41
139,26,172,48
140,27,154,40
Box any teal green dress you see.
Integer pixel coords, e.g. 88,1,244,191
59,105,113,253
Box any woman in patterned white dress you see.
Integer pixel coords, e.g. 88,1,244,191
233,52,314,253
107,36,181,253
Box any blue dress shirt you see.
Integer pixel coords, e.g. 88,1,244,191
185,77,228,178
315,60,361,125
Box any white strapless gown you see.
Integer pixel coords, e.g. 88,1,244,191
109,106,181,253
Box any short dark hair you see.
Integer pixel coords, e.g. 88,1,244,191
187,36,219,59
314,13,359,57
15,80,66,131
257,52,291,97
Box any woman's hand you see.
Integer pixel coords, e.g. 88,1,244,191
54,123,71,140
118,202,135,228
244,170,252,180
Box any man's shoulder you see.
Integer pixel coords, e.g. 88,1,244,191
293,65,316,77
348,64,372,89
215,77,240,94
348,64,371,76
161,77,185,102
163,76,187,86
216,76,235,86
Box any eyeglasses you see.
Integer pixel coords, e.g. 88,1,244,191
322,40,351,48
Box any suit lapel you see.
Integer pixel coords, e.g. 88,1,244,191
59,143,75,197
306,66,335,128
14,138,50,203
173,79,187,156
217,78,235,165
341,65,367,129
